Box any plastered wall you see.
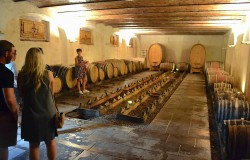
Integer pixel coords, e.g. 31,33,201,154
139,35,225,64
225,33,250,100
0,0,138,71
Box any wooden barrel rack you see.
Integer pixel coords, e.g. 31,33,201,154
69,71,186,122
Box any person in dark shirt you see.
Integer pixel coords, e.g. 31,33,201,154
0,40,18,160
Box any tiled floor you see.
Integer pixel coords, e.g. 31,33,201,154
9,74,211,160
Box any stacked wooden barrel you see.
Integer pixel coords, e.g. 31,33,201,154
94,61,114,79
105,59,127,76
50,58,147,91
216,99,250,123
223,120,250,159
50,65,77,93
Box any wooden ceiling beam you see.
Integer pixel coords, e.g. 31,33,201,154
24,0,250,9
103,20,242,26
132,30,228,33
58,3,250,16
127,28,229,31
88,16,244,23
140,32,226,35
118,26,231,30
112,23,233,27
72,11,248,20
15,0,243,35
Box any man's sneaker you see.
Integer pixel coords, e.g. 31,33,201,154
83,90,90,93
79,91,83,94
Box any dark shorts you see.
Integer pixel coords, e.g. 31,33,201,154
0,111,17,148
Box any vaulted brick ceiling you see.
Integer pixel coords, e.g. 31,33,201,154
13,0,250,35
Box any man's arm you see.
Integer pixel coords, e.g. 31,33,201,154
2,88,17,120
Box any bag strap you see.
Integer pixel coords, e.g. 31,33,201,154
52,93,60,113
49,85,59,113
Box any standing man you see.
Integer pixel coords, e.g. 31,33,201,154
0,40,18,160
5,49,21,104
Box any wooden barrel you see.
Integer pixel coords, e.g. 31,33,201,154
124,64,128,74
99,68,105,81
226,123,236,158
54,76,62,93
57,66,77,89
148,43,164,67
132,61,136,73
246,124,250,158
50,64,62,77
94,61,114,79
113,67,119,77
133,61,141,72
132,57,147,70
159,62,175,72
123,60,133,73
86,63,99,83
139,61,143,71
246,102,250,120
189,44,206,73
176,62,189,72
235,125,248,159
105,59,126,76
224,120,250,159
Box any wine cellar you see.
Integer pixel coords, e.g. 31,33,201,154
1,0,250,160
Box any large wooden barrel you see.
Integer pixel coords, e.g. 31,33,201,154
86,63,99,83
105,59,126,76
54,76,62,93
57,66,77,89
148,43,164,68
159,62,175,72
94,61,114,79
189,44,206,73
176,62,189,72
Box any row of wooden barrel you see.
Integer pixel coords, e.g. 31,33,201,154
206,68,234,85
89,59,146,83
205,61,224,70
216,99,250,123
223,120,250,159
159,62,189,72
51,59,146,93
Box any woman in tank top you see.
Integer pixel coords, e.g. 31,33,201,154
75,48,89,94
18,47,57,160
